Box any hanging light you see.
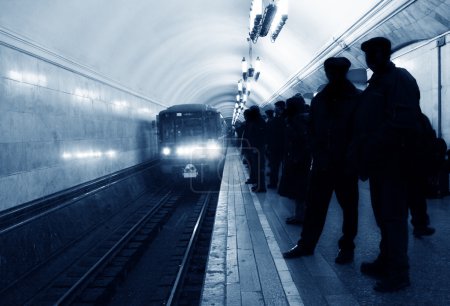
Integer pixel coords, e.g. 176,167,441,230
236,94,240,102
259,3,277,37
249,0,263,43
270,0,288,42
248,0,288,43
238,79,243,92
241,57,248,81
254,57,261,81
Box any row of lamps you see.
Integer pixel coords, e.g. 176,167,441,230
232,0,288,125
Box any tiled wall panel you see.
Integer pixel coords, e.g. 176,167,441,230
440,34,450,142
392,34,449,144
0,45,163,211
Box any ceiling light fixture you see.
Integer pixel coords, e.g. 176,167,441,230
233,41,263,125
249,0,288,44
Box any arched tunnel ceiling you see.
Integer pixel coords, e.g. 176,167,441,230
0,0,383,118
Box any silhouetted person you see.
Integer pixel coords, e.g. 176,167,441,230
278,94,311,224
235,121,245,148
265,109,274,123
355,37,424,292
247,105,267,192
265,109,274,161
425,136,448,199
408,114,438,237
242,109,252,173
266,101,285,189
283,57,360,263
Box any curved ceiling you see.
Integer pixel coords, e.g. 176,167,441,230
0,0,381,118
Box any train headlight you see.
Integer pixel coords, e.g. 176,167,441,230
206,141,221,158
162,147,171,155
176,146,192,156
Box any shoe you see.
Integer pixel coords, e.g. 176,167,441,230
285,217,303,225
251,186,266,193
374,275,410,292
335,249,354,264
360,260,388,279
282,244,313,259
413,226,435,237
267,184,277,189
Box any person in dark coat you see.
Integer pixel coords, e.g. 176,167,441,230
282,57,360,263
242,109,253,173
354,37,424,292
266,101,286,188
247,105,267,192
278,94,311,224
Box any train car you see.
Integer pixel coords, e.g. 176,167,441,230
157,104,227,180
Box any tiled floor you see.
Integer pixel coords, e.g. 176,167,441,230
202,148,450,306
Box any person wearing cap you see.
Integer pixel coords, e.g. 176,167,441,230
283,57,360,264
355,36,423,292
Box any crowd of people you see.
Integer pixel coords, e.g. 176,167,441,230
234,36,449,293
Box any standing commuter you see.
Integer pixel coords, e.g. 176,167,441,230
354,37,425,292
266,102,286,189
279,94,311,224
247,106,267,192
265,109,275,171
282,57,360,260
235,121,245,148
242,109,253,176
265,109,274,123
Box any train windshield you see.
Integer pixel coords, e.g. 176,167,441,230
160,112,216,142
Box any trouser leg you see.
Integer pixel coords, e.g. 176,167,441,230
298,170,333,250
335,173,359,251
257,150,266,188
269,155,282,185
249,152,257,181
369,172,409,276
294,167,310,220
409,176,430,228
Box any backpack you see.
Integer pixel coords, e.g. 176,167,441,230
414,113,440,176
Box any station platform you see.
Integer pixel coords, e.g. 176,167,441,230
201,148,450,306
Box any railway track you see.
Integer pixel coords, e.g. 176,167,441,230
0,164,221,306
24,188,181,305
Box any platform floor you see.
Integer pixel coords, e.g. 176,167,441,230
201,148,450,306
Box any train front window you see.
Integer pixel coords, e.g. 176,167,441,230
160,113,205,142
175,117,203,140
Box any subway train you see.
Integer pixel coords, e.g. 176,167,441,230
157,104,227,180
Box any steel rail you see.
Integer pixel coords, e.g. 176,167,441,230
166,192,212,306
54,190,174,305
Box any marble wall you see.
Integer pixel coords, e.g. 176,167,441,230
0,44,164,211
392,33,450,143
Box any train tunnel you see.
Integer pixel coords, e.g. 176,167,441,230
1,0,450,305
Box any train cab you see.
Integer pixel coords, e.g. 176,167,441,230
157,104,227,180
